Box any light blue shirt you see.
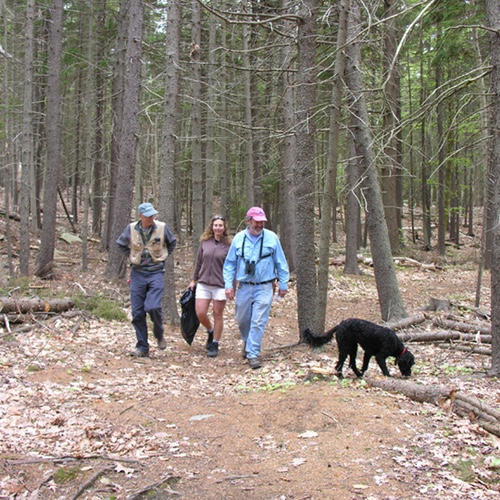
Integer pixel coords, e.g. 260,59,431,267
223,228,290,290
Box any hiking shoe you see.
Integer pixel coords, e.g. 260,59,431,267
157,336,167,350
205,330,214,349
248,357,262,369
207,341,219,358
131,348,149,358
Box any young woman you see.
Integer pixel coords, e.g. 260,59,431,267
189,216,231,357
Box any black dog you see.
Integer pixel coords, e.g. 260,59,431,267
303,318,415,378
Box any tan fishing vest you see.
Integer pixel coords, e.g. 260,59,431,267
129,221,169,266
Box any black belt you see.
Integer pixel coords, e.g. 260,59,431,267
240,279,274,286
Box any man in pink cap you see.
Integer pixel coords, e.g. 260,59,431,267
223,207,289,369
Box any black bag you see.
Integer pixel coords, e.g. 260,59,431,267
179,286,200,345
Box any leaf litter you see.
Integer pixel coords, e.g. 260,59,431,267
0,242,499,499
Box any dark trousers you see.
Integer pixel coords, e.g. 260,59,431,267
130,268,165,352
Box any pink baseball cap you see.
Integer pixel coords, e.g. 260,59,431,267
246,206,267,221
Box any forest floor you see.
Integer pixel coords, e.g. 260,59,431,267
0,211,499,499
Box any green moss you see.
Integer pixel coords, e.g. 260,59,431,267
53,466,81,483
74,292,128,321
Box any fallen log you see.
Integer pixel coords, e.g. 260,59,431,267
366,377,500,437
433,317,490,335
385,313,426,331
397,331,492,344
0,297,74,314
2,312,58,324
438,344,492,356
365,377,449,404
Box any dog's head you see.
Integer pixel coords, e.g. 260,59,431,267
396,348,415,377
302,328,333,348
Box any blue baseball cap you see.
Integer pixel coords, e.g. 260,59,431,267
138,202,158,217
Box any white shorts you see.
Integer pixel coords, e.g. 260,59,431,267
195,282,227,301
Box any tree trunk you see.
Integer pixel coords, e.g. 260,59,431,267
278,0,297,273
81,0,94,272
316,0,349,332
294,0,319,335
35,0,63,279
159,0,182,324
436,20,447,256
190,0,203,256
419,26,431,250
219,0,230,223
100,0,127,253
105,0,144,279
343,135,361,275
205,2,217,223
485,0,500,376
345,0,407,322
19,0,35,276
381,0,401,255
242,22,254,208
91,0,107,237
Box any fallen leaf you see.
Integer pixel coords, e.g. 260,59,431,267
298,430,318,439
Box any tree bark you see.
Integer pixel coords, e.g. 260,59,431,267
105,0,144,279
316,0,349,332
35,0,63,279
436,19,447,256
190,0,203,256
485,0,500,376
159,0,182,324
344,120,361,275
100,0,128,252
381,0,401,255
294,0,319,335
345,0,407,322
19,0,35,276
242,21,255,209
91,0,107,237
278,0,297,273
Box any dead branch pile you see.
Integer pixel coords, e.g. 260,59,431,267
366,377,500,438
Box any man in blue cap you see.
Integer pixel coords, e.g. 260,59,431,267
117,202,177,357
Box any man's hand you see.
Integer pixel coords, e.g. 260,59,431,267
225,288,235,300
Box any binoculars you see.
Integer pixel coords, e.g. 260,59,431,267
245,260,256,275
